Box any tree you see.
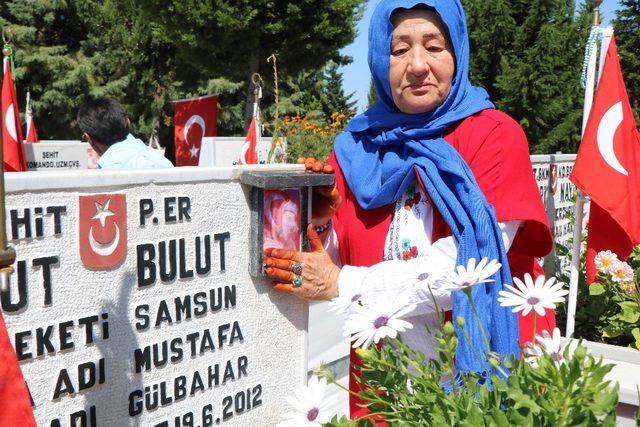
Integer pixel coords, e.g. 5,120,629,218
462,0,514,100
496,1,591,154
321,61,357,118
259,58,355,130
129,0,365,132
613,0,640,121
1,0,365,145
0,0,95,140
462,0,592,154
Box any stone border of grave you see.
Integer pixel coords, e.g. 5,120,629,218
4,164,305,193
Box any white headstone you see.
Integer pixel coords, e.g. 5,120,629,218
24,142,90,171
1,165,308,426
199,138,274,167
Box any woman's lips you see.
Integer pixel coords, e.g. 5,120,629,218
408,83,434,95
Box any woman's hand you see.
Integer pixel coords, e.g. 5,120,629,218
264,224,340,301
297,157,342,227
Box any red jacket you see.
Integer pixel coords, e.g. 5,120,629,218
328,109,554,419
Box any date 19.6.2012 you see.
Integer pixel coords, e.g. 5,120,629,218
154,384,263,427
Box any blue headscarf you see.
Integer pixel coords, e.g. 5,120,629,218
335,0,520,373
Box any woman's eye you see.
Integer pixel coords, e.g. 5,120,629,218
391,47,409,56
426,45,444,53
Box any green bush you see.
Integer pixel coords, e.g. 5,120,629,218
274,112,353,163
323,322,619,426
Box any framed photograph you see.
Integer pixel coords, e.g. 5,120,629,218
263,189,301,252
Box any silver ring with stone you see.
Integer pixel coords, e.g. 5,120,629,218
292,275,303,287
292,262,303,276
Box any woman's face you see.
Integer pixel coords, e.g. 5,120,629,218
389,9,455,115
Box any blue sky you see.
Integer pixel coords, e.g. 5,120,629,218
340,0,622,112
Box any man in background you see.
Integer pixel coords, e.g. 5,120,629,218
77,98,173,169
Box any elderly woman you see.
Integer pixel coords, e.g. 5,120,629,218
265,0,553,418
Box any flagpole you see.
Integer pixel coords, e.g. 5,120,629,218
598,28,614,82
25,91,31,138
252,74,263,163
566,1,604,338
0,85,16,291
254,101,261,162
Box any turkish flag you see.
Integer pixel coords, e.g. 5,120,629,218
25,110,38,143
0,311,36,426
570,37,640,282
174,95,218,166
1,58,27,171
238,115,258,165
78,194,128,269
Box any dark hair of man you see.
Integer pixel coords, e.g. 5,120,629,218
77,98,131,146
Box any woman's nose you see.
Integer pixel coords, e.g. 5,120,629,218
407,47,429,76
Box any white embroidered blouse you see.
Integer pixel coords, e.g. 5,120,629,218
326,183,521,359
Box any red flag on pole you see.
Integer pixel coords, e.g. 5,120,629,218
0,310,36,426
25,92,38,143
1,57,27,171
570,37,640,283
173,95,218,166
237,114,259,165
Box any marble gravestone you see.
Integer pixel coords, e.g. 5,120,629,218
0,164,326,426
23,142,90,171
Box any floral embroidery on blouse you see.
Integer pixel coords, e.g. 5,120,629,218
385,184,430,262
404,187,422,211
401,238,419,260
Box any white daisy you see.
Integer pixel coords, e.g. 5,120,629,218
328,290,365,315
343,297,416,349
450,257,502,288
278,376,331,426
525,328,579,366
497,273,568,316
594,250,619,275
610,261,634,283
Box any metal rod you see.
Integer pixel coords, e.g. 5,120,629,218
0,51,16,283
566,195,585,338
581,34,599,136
566,9,609,338
593,0,602,26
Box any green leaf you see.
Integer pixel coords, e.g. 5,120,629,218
489,408,510,427
617,301,640,323
324,415,356,427
602,324,624,338
506,387,543,412
462,405,484,425
589,388,619,413
589,282,606,296
632,328,640,350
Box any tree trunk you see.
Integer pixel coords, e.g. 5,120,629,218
244,51,261,133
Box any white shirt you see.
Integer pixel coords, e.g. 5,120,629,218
328,183,521,359
97,134,173,170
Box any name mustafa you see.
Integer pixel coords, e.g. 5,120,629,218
134,322,244,374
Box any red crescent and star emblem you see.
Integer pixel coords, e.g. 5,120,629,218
79,194,127,269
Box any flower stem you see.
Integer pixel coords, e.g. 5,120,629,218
532,312,537,343
459,323,487,368
464,288,491,350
